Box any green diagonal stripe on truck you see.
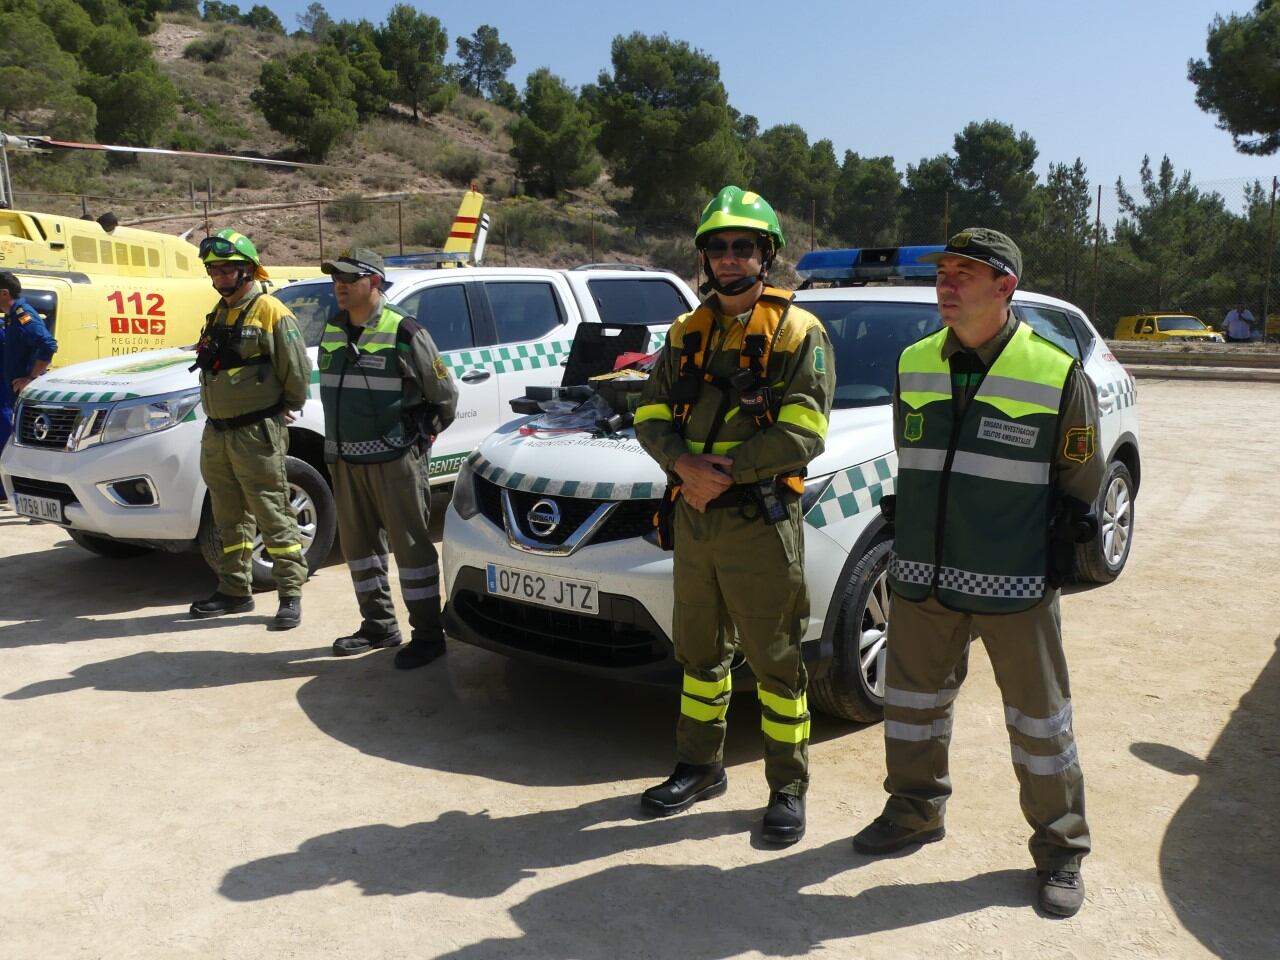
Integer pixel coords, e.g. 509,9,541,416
22,388,139,403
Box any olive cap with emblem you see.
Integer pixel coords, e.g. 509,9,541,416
321,247,386,279
920,226,1022,279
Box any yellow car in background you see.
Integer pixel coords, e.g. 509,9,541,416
1113,313,1224,343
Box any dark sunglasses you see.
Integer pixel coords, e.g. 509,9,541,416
705,237,759,260
198,235,238,259
331,271,371,284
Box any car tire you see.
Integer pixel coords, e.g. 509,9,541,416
67,529,154,559
1076,459,1134,584
197,456,336,591
809,539,891,723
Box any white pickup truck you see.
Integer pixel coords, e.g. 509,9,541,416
0,266,699,586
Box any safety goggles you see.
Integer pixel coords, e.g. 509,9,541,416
198,235,239,259
704,237,760,260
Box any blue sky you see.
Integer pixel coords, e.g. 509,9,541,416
269,0,1277,202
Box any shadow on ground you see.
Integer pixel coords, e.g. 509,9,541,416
0,521,346,649
6,635,868,787
1131,633,1280,960
225,825,1030,954
221,795,754,901
4,489,870,787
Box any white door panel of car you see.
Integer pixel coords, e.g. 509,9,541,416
396,280,500,478
481,279,573,414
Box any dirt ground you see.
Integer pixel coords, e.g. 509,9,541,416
2,378,1277,959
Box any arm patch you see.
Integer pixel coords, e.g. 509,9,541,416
1063,426,1095,464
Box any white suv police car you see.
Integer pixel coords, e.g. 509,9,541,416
440,248,1140,722
1,266,697,586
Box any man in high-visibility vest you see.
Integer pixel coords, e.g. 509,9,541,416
318,248,458,669
634,186,835,844
850,228,1103,918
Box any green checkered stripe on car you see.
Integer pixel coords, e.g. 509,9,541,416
805,453,897,529
470,453,660,501
21,387,139,403
1096,375,1137,411
442,340,573,377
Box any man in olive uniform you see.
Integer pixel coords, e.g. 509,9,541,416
850,228,1103,918
190,229,312,629
634,187,835,844
319,248,458,670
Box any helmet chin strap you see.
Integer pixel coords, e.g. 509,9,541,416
211,263,254,298
699,253,773,298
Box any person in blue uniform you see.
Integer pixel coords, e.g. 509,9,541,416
0,272,58,497
0,272,58,401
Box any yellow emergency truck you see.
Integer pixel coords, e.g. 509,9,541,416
0,189,484,367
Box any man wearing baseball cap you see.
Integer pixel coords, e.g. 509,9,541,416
851,227,1103,918
318,246,459,669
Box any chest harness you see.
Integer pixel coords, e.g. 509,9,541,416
652,289,803,546
670,288,793,436
191,294,270,376
192,294,285,430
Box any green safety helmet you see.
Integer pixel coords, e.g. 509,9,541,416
694,185,785,253
199,228,269,281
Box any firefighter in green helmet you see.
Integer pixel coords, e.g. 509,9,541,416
633,186,836,843
189,228,312,629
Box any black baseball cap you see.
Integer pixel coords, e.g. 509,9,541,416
321,247,386,279
920,226,1022,279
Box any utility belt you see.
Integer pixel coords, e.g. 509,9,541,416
205,400,285,432
704,478,798,514
651,473,801,551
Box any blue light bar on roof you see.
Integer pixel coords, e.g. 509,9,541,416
796,245,944,282
383,251,472,268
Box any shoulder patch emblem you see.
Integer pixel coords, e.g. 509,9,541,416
812,345,826,374
1064,425,1095,464
16,309,31,325
318,352,331,370
433,356,449,380
903,411,924,442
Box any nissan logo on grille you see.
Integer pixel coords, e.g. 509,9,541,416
32,413,51,442
526,498,561,538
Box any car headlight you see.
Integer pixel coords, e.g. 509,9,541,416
100,388,202,444
451,456,481,519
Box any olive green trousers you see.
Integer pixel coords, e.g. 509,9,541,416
879,590,1091,871
331,446,442,641
670,497,810,796
200,416,307,597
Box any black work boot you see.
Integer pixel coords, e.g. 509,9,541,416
1037,869,1085,917
332,629,402,657
271,597,301,631
190,591,255,619
393,635,447,670
761,792,805,845
851,816,945,855
640,762,728,816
